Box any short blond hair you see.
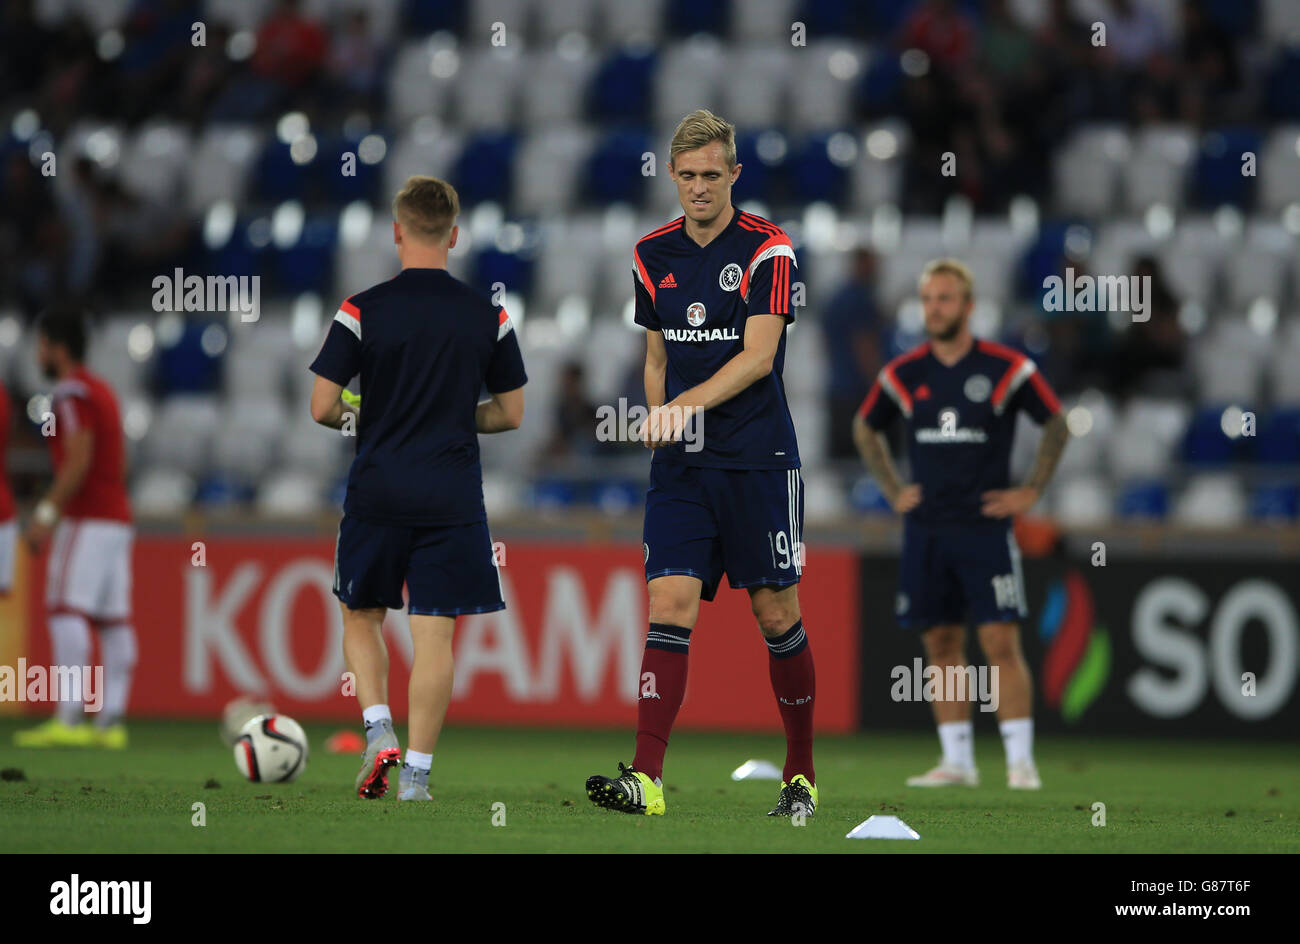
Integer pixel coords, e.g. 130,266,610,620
670,109,737,168
392,175,459,243
919,258,975,300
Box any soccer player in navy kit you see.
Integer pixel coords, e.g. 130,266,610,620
585,110,816,818
853,259,1069,790
309,176,527,802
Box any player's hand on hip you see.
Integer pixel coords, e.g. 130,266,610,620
892,484,922,514
981,486,1040,518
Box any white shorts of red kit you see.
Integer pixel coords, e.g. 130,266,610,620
45,519,134,623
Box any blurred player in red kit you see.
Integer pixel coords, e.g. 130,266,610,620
0,380,15,596
15,309,135,750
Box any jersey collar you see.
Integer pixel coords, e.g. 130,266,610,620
680,202,740,249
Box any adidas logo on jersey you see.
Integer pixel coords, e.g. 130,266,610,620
658,273,677,288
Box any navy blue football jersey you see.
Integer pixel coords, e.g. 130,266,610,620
633,208,800,470
858,339,1061,524
309,267,528,527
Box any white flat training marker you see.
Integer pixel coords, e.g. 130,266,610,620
730,759,783,781
846,815,921,840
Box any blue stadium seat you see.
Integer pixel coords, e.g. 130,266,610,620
254,138,315,204
584,129,653,206
1256,409,1300,464
666,0,729,36
854,52,904,116
195,472,254,508
1183,406,1240,465
1191,127,1262,209
452,132,517,206
203,218,261,291
796,0,870,38
154,319,225,395
791,132,851,204
733,130,789,206
1264,49,1300,119
864,0,924,35
1251,484,1300,522
589,49,657,125
320,132,385,205
276,217,339,296
1203,0,1258,35
594,480,644,514
402,0,467,35
1118,481,1171,519
473,245,536,302
1016,220,1087,304
533,479,584,510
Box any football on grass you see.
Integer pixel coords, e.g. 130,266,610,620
233,714,309,783
219,696,277,747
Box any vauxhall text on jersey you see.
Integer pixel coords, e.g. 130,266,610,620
633,208,800,469
309,267,528,527
858,339,1062,524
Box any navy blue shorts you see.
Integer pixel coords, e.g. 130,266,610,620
896,517,1027,629
643,462,803,602
332,514,505,616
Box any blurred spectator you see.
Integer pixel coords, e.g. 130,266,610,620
822,249,884,461
179,20,237,122
980,0,1035,81
1107,0,1172,70
898,0,977,74
1107,256,1191,401
541,362,602,465
54,157,101,301
0,151,67,317
1178,0,1243,124
211,0,328,119
0,0,58,100
253,0,328,88
898,68,972,214
117,0,199,123
329,10,385,110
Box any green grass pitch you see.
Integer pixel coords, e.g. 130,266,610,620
1,719,1296,853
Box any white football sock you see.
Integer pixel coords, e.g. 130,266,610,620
405,750,432,771
96,623,137,727
938,720,975,769
49,614,91,725
362,704,392,726
1000,717,1034,767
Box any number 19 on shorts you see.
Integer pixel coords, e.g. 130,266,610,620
768,529,805,571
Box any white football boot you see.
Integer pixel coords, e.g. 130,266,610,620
906,760,979,787
1007,760,1042,790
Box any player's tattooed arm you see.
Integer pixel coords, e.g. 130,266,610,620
981,411,1069,517
852,415,920,513
1024,410,1069,494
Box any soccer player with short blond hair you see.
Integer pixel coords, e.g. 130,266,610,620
585,110,816,818
310,175,527,803
853,259,1069,790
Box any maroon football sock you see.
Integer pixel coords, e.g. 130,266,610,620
632,623,692,782
766,621,815,784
